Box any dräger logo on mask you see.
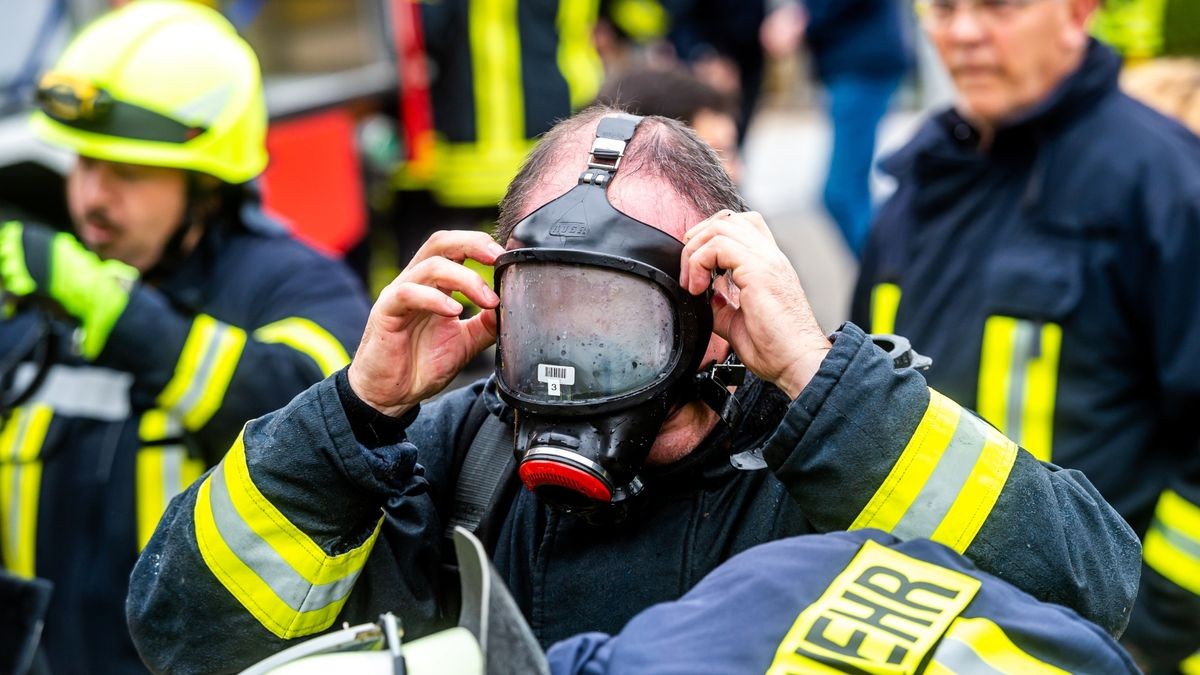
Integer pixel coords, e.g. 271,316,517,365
549,222,589,237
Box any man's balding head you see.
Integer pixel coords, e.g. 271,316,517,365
497,107,746,244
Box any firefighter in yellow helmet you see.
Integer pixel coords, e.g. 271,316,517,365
0,2,368,671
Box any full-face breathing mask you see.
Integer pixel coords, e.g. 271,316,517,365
493,113,744,520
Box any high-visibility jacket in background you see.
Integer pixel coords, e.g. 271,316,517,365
0,217,368,674
854,39,1200,671
396,0,608,208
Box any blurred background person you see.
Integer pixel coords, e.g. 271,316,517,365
665,0,768,144
0,2,368,672
852,0,1200,671
596,65,742,180
760,0,915,258
386,0,675,269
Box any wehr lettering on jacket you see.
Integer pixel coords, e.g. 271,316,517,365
768,540,980,674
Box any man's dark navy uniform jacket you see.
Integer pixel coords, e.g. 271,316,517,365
128,324,1139,673
854,39,1200,669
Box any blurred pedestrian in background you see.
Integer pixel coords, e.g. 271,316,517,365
0,2,367,671
761,0,915,258
853,0,1200,670
666,0,769,144
596,65,742,180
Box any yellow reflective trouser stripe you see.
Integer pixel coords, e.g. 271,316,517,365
556,0,603,110
0,405,52,578
156,314,247,432
431,140,538,207
976,316,1061,462
850,390,1018,553
1143,489,1200,595
870,283,901,335
193,432,383,638
136,409,204,551
932,617,1069,674
252,317,351,378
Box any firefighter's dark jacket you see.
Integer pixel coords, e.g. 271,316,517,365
853,39,1200,667
127,323,1139,673
0,220,368,674
546,529,1139,674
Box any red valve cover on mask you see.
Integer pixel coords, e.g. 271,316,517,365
519,459,613,502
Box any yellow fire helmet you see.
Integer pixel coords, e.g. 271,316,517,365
31,0,267,184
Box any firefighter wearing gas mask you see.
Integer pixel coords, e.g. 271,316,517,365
128,109,1138,673
493,113,732,518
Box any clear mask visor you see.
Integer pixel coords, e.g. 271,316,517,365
498,262,677,403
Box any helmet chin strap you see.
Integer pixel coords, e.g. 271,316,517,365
143,172,223,283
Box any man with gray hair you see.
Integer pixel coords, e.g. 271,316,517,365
129,107,1138,672
853,0,1200,668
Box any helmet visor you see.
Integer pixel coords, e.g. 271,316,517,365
498,262,677,403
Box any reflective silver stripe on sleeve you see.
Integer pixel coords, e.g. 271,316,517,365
206,462,361,613
892,410,989,541
15,363,131,421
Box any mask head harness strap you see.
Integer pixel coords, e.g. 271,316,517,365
579,112,641,188
584,114,747,428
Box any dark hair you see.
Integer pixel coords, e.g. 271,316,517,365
596,67,738,126
497,105,747,243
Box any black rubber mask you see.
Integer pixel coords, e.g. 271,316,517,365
493,113,713,518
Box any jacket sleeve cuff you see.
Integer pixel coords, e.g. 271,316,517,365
761,321,934,532
334,367,420,448
761,322,868,468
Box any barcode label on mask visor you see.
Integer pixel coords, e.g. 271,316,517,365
538,364,576,396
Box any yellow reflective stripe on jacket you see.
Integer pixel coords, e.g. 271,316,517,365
0,405,53,578
556,0,603,110
136,409,204,551
193,432,383,639
976,316,1061,462
607,0,670,42
156,314,247,432
850,390,1018,553
767,539,980,674
932,617,1069,674
1143,489,1200,595
1181,650,1200,675
870,283,902,335
252,317,351,378
1091,0,1166,59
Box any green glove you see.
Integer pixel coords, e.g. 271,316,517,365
0,220,138,359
